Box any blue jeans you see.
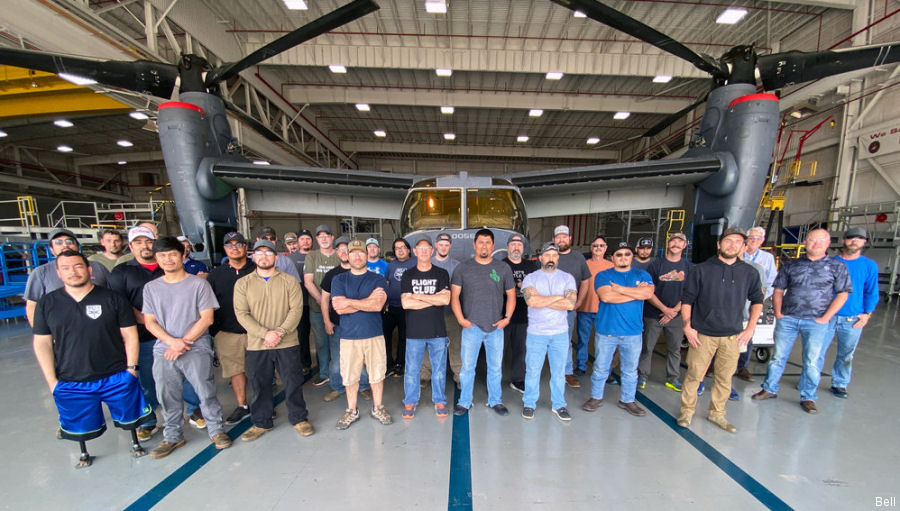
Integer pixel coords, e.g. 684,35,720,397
404,337,449,406
310,311,329,379
564,311,577,374
138,341,200,427
328,324,369,393
575,312,595,373
590,333,642,403
828,315,864,389
523,332,568,410
762,316,835,401
458,325,504,408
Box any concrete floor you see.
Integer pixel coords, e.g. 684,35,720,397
1,303,898,510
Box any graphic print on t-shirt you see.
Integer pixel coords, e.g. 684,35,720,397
659,269,686,282
411,278,438,294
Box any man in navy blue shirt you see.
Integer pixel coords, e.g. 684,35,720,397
827,227,879,399
753,228,851,414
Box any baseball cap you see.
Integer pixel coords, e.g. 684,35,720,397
540,241,559,253
844,227,867,239
223,232,246,244
333,236,350,247
176,235,188,242
637,237,654,248
414,236,433,247
365,237,379,247
720,226,748,240
252,239,276,252
508,234,524,245
283,232,298,242
668,232,688,242
256,226,276,239
315,224,332,235
553,225,570,236
436,232,452,243
347,239,366,253
49,228,77,241
613,241,634,253
298,229,313,239
128,226,156,243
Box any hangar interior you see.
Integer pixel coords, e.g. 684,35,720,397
0,0,898,509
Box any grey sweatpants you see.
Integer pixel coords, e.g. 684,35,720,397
153,344,225,443
639,315,683,384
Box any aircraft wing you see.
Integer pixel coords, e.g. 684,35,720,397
508,155,723,217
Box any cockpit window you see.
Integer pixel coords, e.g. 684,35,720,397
466,188,528,237
400,188,462,233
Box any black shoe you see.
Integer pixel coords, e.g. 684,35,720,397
830,386,848,399
392,364,404,378
522,407,535,420
607,372,621,385
574,368,586,376
509,381,525,394
553,407,573,422
489,403,509,416
225,406,250,425
453,404,469,416
311,376,329,387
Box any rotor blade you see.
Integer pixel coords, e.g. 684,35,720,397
205,0,380,86
550,0,725,78
643,90,709,138
758,43,900,90
0,47,178,98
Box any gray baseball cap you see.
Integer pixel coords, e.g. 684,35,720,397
844,227,867,239
252,239,277,252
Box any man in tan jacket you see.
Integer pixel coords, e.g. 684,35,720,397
234,239,314,441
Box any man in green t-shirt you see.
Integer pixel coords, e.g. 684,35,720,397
303,224,340,387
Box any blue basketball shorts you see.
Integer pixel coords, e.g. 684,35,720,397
53,370,153,441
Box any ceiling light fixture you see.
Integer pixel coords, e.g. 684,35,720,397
586,137,600,145
329,64,347,73
355,103,371,112
253,160,271,165
440,106,455,114
58,73,97,85
57,145,73,152
573,10,587,18
54,119,74,128
716,8,747,24
444,133,456,140
117,161,127,165
653,75,672,83
425,0,447,13
545,71,564,80
374,130,387,137
517,135,529,143
435,68,453,77
129,111,149,120
528,109,543,117
613,111,631,120
282,0,308,10
0,130,7,138
117,140,134,147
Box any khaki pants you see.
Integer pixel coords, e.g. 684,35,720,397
680,333,740,419
420,313,462,383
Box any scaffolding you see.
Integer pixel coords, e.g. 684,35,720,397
831,201,900,297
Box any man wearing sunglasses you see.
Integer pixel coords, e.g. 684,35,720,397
26,228,110,326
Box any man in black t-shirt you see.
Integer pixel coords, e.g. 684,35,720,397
502,234,538,394
33,251,153,468
400,237,451,419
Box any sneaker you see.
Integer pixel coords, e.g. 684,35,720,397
676,414,692,428
617,400,646,417
323,390,342,402
188,409,206,429
453,404,469,416
522,407,535,420
729,388,740,401
210,432,232,450
800,400,818,414
311,376,329,387
553,407,572,422
489,403,509,416
582,398,603,412
149,439,186,459
293,420,315,437
509,381,525,394
830,386,848,399
359,389,373,401
565,375,581,388
225,406,250,425
637,377,646,390
371,405,393,425
665,381,683,392
697,382,705,396
607,372,621,385
336,408,360,430
751,389,777,400
402,404,416,421
434,403,448,418
240,425,271,442
736,368,755,382
392,365,404,378
707,415,737,433
136,425,156,442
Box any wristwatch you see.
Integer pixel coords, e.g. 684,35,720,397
127,365,139,371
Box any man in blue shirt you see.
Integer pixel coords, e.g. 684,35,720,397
753,228,852,414
583,242,654,417
828,227,879,398
365,238,388,276
383,238,417,376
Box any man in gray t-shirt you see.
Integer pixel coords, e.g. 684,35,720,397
141,236,230,459
553,225,591,384
450,229,516,416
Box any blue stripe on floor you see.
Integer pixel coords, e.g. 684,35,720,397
125,391,285,511
635,392,794,511
448,386,473,510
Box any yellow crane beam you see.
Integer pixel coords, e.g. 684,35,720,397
0,65,131,119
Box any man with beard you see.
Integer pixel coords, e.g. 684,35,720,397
321,237,371,403
423,232,462,386
142,236,230,458
88,229,125,272
384,238,417,376
115,222,159,267
304,225,340,387
678,228,763,432
552,225,591,388
451,229,516,416
285,229,315,376
583,242,653,417
735,226,778,382
366,238,388,276
234,239,313,442
826,227,879,399
640,232,692,391
521,242,577,422
503,234,539,394
33,250,152,468
575,235,613,378
332,240,392,429
753,228,851,414
632,237,655,271
206,232,256,424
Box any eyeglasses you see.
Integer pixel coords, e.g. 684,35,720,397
748,236,764,240
254,250,276,257
51,238,78,246
613,252,632,258
591,244,607,248
225,243,246,249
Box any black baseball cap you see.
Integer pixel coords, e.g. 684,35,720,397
256,226,276,238
720,226,748,240
613,241,633,254
436,233,452,243
223,232,246,244
636,237,653,248
298,229,313,239
844,227,867,239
